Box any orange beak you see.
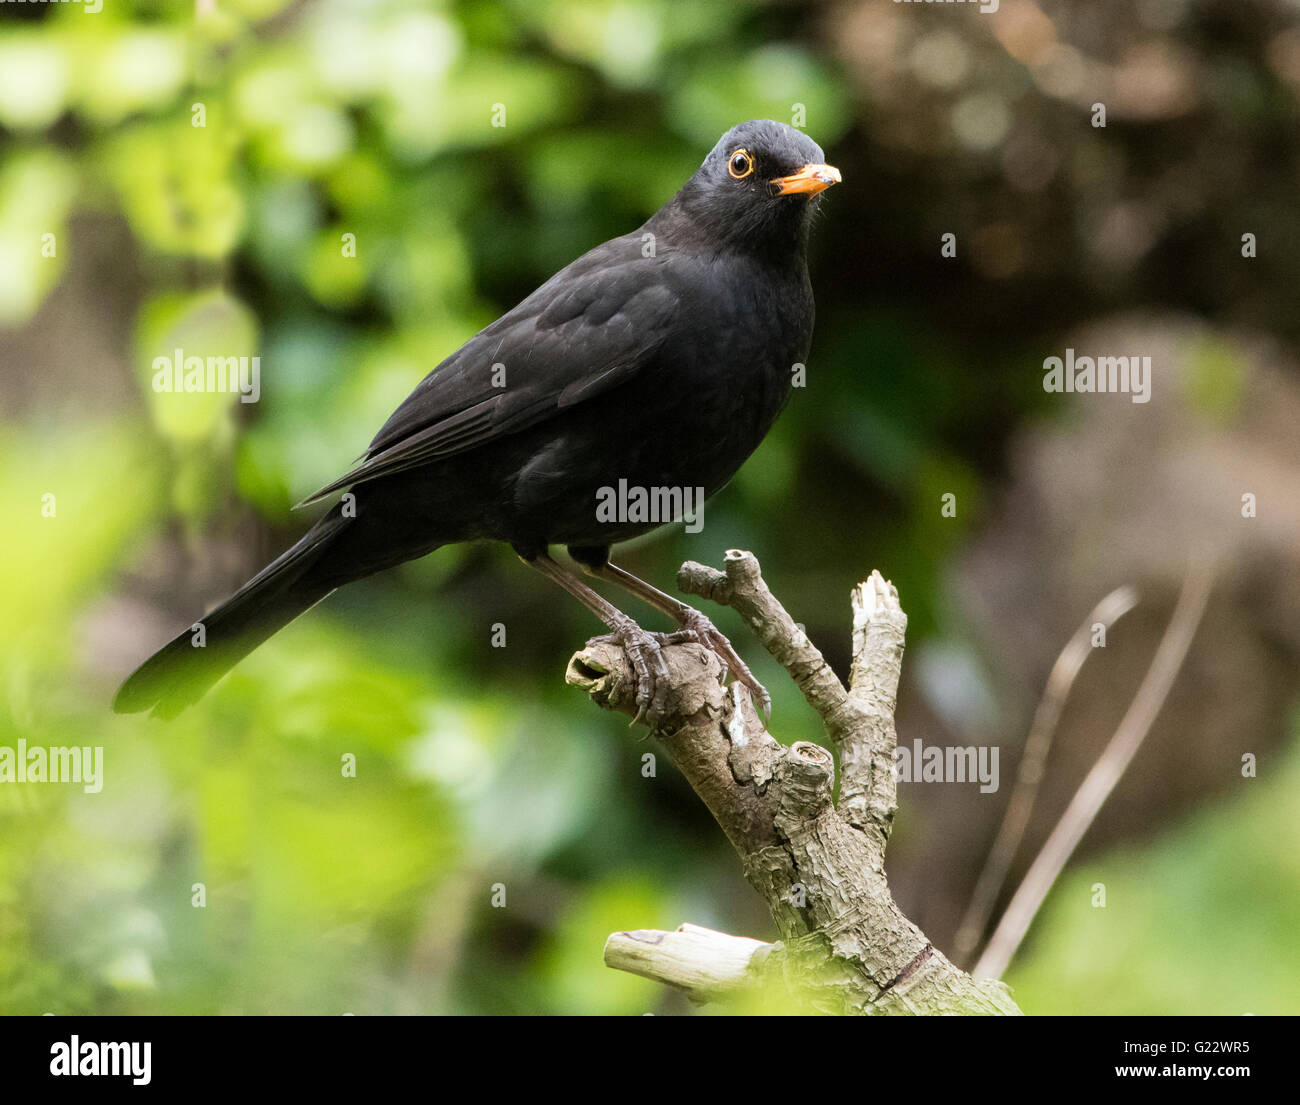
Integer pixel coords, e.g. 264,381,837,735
771,163,842,196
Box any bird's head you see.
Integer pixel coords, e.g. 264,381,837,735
668,119,841,257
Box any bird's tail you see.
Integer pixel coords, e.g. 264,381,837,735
113,515,347,719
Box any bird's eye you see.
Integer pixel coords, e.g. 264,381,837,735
728,149,754,180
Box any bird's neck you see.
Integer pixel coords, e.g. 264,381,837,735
648,189,814,266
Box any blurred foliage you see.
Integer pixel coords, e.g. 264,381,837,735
0,0,1297,1014
1007,716,1300,1015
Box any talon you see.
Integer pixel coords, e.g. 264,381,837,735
591,608,769,728
593,622,671,729
669,607,771,721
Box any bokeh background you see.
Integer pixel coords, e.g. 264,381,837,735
2,0,1298,1015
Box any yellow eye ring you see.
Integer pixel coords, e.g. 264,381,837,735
727,149,754,179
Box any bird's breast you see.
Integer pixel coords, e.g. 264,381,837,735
500,255,813,548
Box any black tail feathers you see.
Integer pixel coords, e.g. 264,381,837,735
113,517,346,719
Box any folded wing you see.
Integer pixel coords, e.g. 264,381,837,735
298,240,679,506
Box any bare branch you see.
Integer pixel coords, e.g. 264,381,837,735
573,551,1024,1015
678,551,855,731
973,558,1215,980
841,570,908,834
603,923,772,1001
954,584,1140,964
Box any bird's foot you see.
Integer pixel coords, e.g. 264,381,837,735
590,620,673,728
672,608,772,720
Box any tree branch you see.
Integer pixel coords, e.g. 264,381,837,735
566,549,1022,1015
602,923,772,1002
972,557,1215,980
953,584,1140,965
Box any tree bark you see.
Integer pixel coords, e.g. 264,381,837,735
566,550,1022,1015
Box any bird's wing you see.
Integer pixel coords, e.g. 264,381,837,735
297,241,678,506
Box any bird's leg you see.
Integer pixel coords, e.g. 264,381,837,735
586,560,772,719
524,554,673,726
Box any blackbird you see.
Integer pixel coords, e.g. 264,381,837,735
115,119,840,722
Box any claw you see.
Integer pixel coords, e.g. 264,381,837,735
592,621,672,729
590,607,769,728
671,608,771,721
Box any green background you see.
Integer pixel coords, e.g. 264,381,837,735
1,0,1297,1014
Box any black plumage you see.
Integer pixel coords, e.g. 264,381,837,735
115,119,840,721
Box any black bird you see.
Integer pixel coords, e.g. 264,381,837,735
114,119,840,722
